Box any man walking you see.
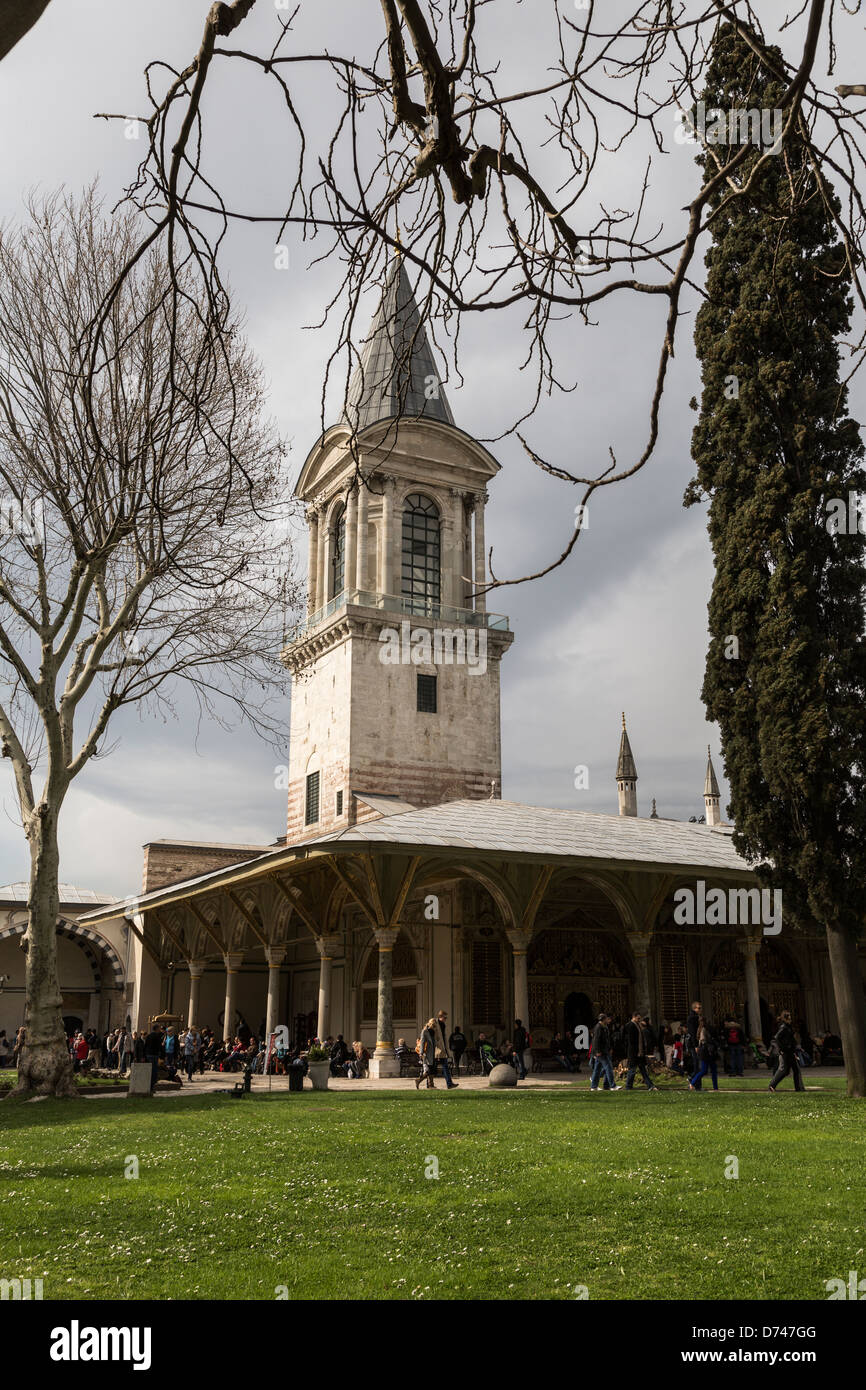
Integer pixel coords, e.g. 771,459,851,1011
624,1012,659,1092
725,1018,745,1077
436,1011,459,1089
589,1013,620,1092
686,1000,702,1078
769,1011,805,1093
448,1024,467,1075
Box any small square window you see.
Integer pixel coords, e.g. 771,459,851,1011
336,789,344,817
305,771,320,825
417,673,437,713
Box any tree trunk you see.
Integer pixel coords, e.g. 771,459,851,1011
825,921,866,1099
5,803,78,1099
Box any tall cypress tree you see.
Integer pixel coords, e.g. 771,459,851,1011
686,22,866,1096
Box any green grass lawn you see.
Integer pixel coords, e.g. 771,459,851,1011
1,1084,862,1301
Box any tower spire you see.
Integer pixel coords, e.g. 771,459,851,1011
704,745,721,826
616,713,638,817
345,257,454,431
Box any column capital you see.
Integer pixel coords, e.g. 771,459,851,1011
506,927,533,954
373,926,400,951
737,936,761,960
188,959,208,979
306,504,320,524
266,946,287,968
627,932,653,957
475,490,490,509
315,934,342,960
223,951,244,972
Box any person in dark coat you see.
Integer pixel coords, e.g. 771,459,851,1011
686,1001,701,1076
512,1019,528,1079
143,1025,164,1092
448,1025,467,1075
624,1012,659,1091
769,1011,805,1092
689,1017,720,1092
589,1014,619,1091
329,1034,350,1076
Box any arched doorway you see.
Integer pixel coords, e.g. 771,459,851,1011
563,991,593,1037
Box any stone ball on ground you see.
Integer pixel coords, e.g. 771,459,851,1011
488,1063,518,1088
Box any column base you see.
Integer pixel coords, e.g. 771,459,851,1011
368,1055,401,1079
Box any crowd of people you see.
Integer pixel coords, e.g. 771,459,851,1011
0,1003,831,1095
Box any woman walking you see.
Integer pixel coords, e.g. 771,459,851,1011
415,1018,437,1089
769,1012,805,1092
689,1017,720,1092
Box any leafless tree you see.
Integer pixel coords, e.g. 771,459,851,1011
95,0,866,589
0,187,294,1097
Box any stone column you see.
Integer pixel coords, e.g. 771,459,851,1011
738,936,762,1042
507,928,533,1071
315,935,341,1041
187,959,207,1028
222,952,244,1042
314,506,326,610
368,926,401,1078
265,947,287,1039
473,492,487,614
629,933,653,1018
379,477,394,596
345,486,358,600
306,508,319,616
506,926,533,1044
355,482,369,594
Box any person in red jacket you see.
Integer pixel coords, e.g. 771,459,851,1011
72,1032,88,1073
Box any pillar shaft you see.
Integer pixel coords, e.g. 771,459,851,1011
474,493,487,613
187,960,206,1029
222,952,244,1043
629,933,652,1018
739,937,762,1042
265,947,287,1040
315,935,341,1041
345,486,358,599
356,482,369,593
506,928,533,1026
306,509,319,616
316,510,327,611
368,926,401,1078
380,478,394,595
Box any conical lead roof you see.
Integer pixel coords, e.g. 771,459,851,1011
704,746,720,798
616,713,638,782
345,258,455,431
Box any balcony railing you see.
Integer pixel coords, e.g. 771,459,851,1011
284,589,510,646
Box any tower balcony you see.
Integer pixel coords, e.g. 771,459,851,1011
284,588,510,648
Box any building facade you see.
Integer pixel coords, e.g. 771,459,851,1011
76,258,862,1066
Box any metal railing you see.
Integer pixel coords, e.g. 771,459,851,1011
284,589,510,645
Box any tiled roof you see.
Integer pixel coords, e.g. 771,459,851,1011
0,882,118,905
312,799,752,873
79,798,754,924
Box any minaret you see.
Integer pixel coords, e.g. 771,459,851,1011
704,745,721,826
616,712,638,817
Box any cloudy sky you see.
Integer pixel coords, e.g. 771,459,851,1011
0,0,860,895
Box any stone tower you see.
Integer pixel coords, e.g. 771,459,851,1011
704,746,721,826
616,713,638,817
282,258,514,842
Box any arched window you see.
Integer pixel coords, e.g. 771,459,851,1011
330,507,346,600
401,493,440,614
